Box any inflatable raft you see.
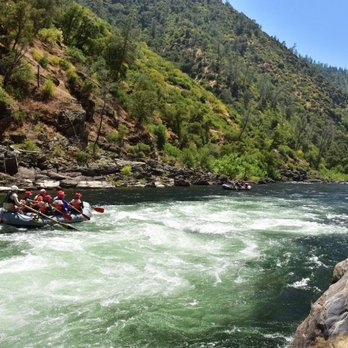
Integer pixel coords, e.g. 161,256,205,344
0,202,93,228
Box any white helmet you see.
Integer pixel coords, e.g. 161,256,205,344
11,185,19,191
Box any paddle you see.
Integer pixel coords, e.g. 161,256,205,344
23,205,78,231
27,200,71,221
68,203,91,220
92,206,104,213
51,205,72,221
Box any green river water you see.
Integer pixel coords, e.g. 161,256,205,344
0,183,348,347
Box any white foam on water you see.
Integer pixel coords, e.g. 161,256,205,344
308,255,328,269
188,299,199,306
288,278,310,290
33,236,85,252
263,332,293,343
239,239,260,259
1,184,347,347
0,254,46,274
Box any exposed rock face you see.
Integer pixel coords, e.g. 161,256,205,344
0,156,230,190
57,109,88,148
280,168,307,181
292,259,348,347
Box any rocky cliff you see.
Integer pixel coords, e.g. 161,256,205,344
292,259,348,347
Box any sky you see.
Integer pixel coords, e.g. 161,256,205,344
227,0,348,69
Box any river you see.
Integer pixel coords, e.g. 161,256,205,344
0,183,347,347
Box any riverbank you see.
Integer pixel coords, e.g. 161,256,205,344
1,146,346,192
0,157,232,192
0,160,345,193
0,147,257,191
292,259,348,347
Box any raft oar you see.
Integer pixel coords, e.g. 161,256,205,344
29,201,72,221
23,205,78,231
92,206,104,213
51,205,72,221
68,203,90,220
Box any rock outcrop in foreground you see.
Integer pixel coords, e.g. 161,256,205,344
292,259,348,347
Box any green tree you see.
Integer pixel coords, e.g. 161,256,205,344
0,1,35,87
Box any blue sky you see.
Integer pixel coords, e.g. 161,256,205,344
228,0,348,69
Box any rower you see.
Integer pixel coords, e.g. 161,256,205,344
34,188,47,201
69,192,84,214
21,190,33,213
52,190,70,216
3,185,22,212
41,195,53,215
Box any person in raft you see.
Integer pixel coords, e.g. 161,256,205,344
31,195,44,211
20,190,33,213
52,190,71,216
34,188,46,201
69,192,84,214
3,185,23,212
40,195,53,215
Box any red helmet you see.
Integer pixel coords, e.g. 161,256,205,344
57,190,65,198
24,191,32,197
44,195,52,202
75,192,82,198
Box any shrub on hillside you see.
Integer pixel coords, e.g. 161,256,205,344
38,28,63,47
75,150,91,164
153,124,167,150
39,54,49,68
0,86,13,106
17,138,40,151
67,47,87,64
11,110,27,125
59,58,71,71
6,62,33,99
66,68,78,83
121,165,132,176
41,80,55,100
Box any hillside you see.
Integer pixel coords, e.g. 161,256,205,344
1,0,348,187
76,0,348,179
307,58,348,95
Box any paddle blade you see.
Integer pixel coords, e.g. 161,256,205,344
92,207,104,213
63,213,72,221
82,213,91,220
62,223,79,231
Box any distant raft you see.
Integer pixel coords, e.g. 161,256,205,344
222,183,252,191
0,202,93,228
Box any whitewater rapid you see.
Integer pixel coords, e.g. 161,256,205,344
0,183,347,347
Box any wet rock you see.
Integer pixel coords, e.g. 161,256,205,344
174,177,191,186
60,179,80,188
35,180,61,189
79,164,120,176
292,259,348,347
46,171,68,180
15,167,36,181
76,180,114,188
258,178,276,184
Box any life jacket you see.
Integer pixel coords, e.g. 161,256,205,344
69,198,83,213
34,194,45,201
20,198,32,213
40,202,52,215
3,191,19,212
52,199,68,215
3,192,15,204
